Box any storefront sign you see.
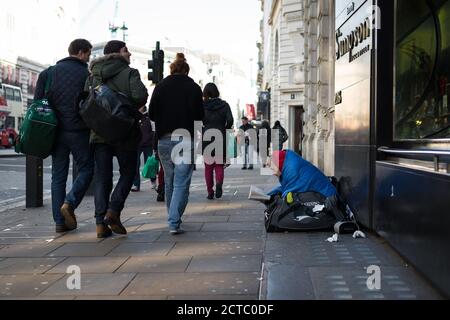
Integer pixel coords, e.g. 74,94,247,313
336,17,371,61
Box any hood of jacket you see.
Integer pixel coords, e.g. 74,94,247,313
89,53,129,82
204,98,228,111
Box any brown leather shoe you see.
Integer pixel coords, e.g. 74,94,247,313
104,210,127,235
60,203,77,230
96,224,113,239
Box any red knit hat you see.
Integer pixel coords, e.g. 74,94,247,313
272,150,286,172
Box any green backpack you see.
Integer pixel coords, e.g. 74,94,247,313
15,67,58,159
142,155,160,180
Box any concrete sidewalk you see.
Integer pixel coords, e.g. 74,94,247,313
0,149,23,158
0,167,443,300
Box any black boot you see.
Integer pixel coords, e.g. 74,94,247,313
104,210,127,235
157,192,165,202
215,184,223,199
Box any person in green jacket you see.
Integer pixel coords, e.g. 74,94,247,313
86,40,149,238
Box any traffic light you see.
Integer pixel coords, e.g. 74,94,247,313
148,41,165,84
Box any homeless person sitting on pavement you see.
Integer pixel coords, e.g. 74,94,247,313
264,150,349,232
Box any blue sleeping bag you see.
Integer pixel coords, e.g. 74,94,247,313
269,150,337,198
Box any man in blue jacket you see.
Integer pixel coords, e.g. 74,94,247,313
34,39,93,233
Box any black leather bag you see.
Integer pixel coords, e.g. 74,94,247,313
79,84,141,144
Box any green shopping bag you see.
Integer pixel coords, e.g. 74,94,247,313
227,131,238,159
142,155,159,180
15,66,57,159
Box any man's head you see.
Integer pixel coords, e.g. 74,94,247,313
270,150,286,177
104,40,131,64
69,39,92,63
242,117,249,126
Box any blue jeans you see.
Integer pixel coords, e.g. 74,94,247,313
94,143,138,225
51,130,94,226
133,146,155,189
158,137,194,230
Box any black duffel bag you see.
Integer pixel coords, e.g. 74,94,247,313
79,84,141,144
264,192,337,233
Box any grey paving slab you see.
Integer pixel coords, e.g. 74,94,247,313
201,222,263,232
167,295,257,300
40,273,136,296
0,243,64,258
102,231,163,244
157,231,264,243
116,256,192,273
0,238,57,245
184,216,230,223
0,258,65,275
169,242,263,256
0,274,65,298
48,243,119,257
187,255,262,273
75,295,167,300
229,215,264,223
121,273,260,296
53,231,103,243
108,242,175,257
264,233,405,267
309,267,443,300
123,216,167,227
0,232,58,239
0,296,76,300
136,222,204,233
46,257,129,274
263,263,316,300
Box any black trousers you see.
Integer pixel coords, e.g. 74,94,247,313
93,143,138,224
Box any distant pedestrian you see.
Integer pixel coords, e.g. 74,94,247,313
202,83,234,200
34,39,93,234
149,53,204,235
239,117,255,170
259,119,271,168
153,133,165,202
86,40,149,238
132,106,156,192
273,120,289,151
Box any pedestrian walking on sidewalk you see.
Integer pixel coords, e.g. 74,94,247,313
272,121,289,151
86,40,149,238
239,117,256,170
34,39,94,234
149,53,204,235
132,106,156,192
202,83,234,200
153,133,165,202
259,119,271,168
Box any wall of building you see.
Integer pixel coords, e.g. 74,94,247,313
258,0,336,175
302,0,336,175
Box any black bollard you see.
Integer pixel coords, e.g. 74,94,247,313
26,155,43,208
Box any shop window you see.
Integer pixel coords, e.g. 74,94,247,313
395,0,450,140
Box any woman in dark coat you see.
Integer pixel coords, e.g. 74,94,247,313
202,83,234,200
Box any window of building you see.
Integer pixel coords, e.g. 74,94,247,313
395,0,450,140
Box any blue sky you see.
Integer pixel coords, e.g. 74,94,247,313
78,0,262,73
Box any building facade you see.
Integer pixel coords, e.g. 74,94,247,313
0,0,79,131
302,0,336,175
258,0,336,175
335,0,450,297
